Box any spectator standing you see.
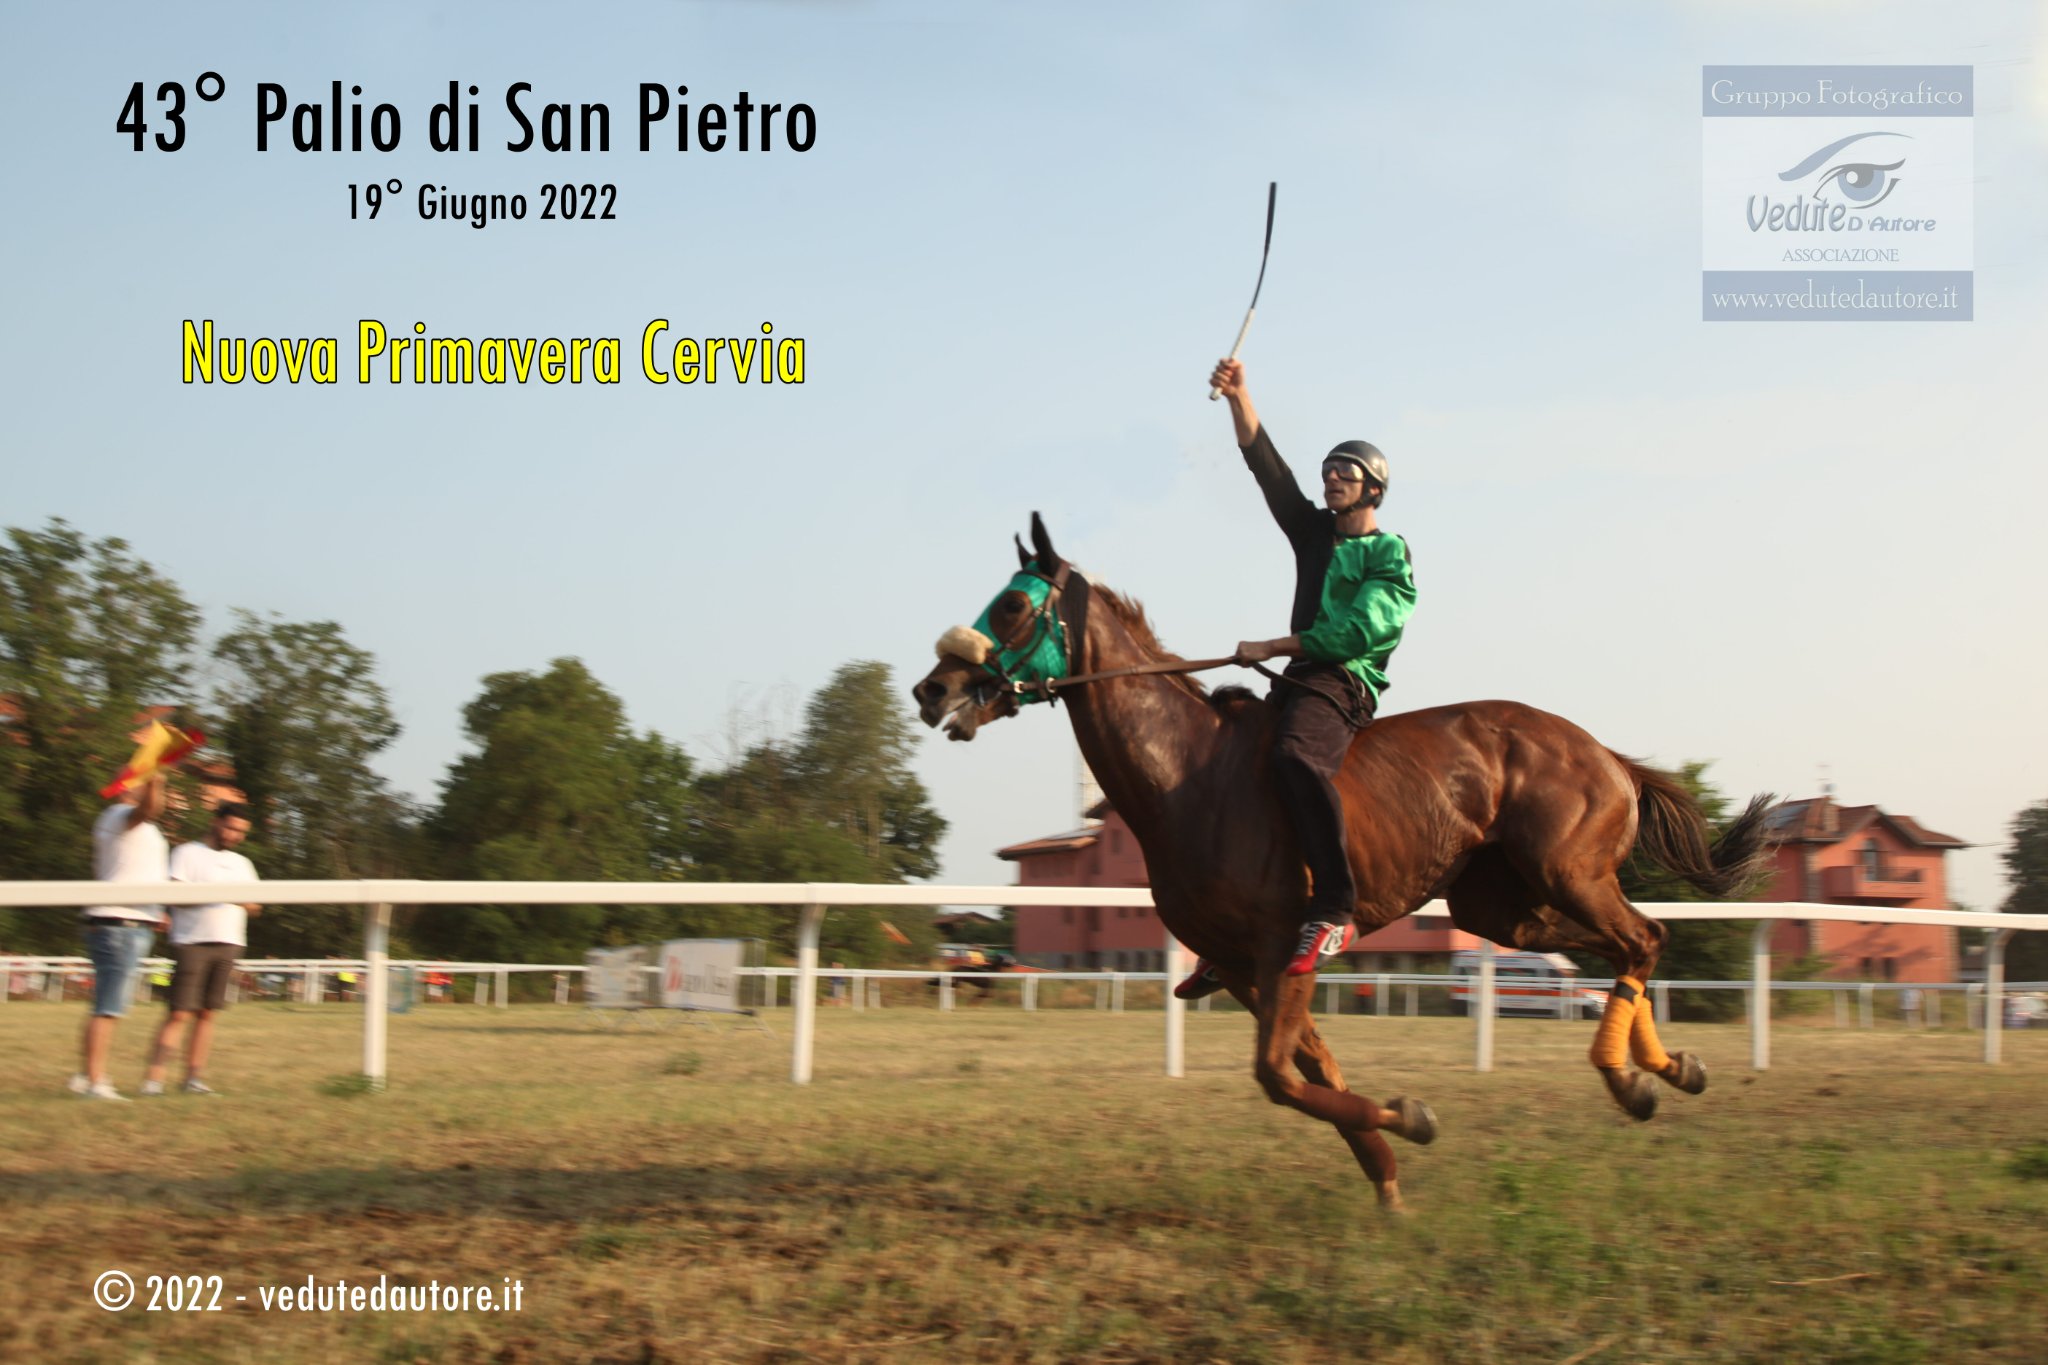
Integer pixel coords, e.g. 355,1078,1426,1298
142,803,259,1096
70,773,169,1100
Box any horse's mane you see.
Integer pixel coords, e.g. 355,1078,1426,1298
1091,582,1262,715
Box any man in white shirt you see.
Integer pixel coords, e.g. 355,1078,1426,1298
73,772,169,1101
141,802,261,1097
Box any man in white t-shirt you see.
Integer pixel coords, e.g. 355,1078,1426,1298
141,802,261,1097
72,772,170,1101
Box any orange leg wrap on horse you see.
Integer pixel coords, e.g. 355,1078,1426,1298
1624,977,1673,1073
1590,982,1638,1070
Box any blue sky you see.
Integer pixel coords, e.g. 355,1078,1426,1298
5,2,2043,908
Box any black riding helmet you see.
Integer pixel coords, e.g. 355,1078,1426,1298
1323,440,1389,507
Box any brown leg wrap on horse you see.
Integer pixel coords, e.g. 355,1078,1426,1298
1623,976,1673,1073
1590,979,1639,1070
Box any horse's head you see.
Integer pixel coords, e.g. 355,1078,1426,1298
912,513,1073,742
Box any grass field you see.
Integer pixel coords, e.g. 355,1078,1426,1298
2,1000,2045,1364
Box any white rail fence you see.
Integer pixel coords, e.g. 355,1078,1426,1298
3,880,2043,1087
8,957,2036,1032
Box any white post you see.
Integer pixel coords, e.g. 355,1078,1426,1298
554,973,567,1006
1376,974,1390,1017
1112,974,1125,1013
473,976,486,1006
1095,977,1109,1011
871,976,883,1009
1163,929,1187,1079
1475,942,1496,1074
1655,980,1670,1025
495,968,509,1009
305,965,320,1005
791,904,825,1084
851,971,865,1012
1860,981,1874,1029
1324,981,1337,1016
939,972,954,1012
1833,987,1848,1028
1986,930,2012,1065
1406,982,1419,1017
362,905,391,1088
763,973,777,1010
1023,975,1038,1012
1750,920,1772,1071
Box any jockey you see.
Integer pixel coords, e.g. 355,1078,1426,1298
1177,358,1417,1000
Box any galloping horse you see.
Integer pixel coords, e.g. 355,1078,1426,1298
912,516,1773,1210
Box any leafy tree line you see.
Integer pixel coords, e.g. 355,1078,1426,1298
2001,801,2048,982
0,520,946,966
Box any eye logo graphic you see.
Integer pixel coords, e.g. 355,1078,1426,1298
1779,130,1910,208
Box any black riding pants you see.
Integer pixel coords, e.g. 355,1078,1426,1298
1271,663,1377,922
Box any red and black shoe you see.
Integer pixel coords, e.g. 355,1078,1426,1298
1173,958,1227,1001
1284,920,1356,977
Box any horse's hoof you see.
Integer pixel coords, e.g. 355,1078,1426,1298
1668,1051,1708,1095
1386,1096,1437,1146
1375,1183,1411,1216
1613,1071,1659,1122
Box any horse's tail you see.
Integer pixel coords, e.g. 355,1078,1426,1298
1613,754,1778,899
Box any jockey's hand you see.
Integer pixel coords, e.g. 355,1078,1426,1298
1210,359,1246,400
1234,638,1279,665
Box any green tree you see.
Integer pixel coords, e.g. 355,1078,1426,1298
687,662,949,966
2000,801,2048,981
0,521,203,950
212,611,417,955
421,659,698,962
793,661,946,881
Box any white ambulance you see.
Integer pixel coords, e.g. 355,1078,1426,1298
1448,950,1611,1018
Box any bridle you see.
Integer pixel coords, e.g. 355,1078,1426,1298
977,561,1273,707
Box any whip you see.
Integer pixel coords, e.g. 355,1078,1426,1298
1208,181,1277,400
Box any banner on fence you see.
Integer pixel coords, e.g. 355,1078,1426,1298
659,939,746,1013
584,947,649,1010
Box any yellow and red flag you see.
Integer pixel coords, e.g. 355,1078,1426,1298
878,920,913,947
99,720,205,799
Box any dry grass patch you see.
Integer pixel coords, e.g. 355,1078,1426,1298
1,1002,2044,1362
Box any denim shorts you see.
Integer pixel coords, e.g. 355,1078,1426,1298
83,921,155,1017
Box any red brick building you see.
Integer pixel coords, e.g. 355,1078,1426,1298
999,803,1167,971
1761,796,1968,982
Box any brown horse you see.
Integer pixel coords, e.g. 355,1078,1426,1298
912,515,1773,1211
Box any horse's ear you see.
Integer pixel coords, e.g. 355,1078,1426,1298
1015,535,1032,571
1030,512,1060,570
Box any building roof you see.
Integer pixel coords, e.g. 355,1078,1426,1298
995,826,1102,860
1766,797,1968,849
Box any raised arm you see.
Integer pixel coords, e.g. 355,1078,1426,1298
125,773,166,830
1210,358,1316,535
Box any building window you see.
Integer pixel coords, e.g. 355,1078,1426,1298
1883,957,1896,980
1862,839,1881,879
